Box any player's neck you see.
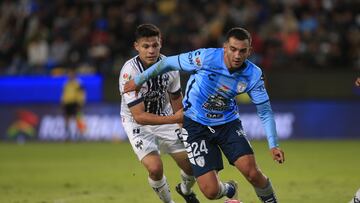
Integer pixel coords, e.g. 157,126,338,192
224,58,246,74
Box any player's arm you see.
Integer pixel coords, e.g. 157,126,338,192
168,71,184,114
124,56,181,93
256,101,285,164
248,78,285,163
169,90,184,124
170,90,183,113
129,101,182,125
124,49,206,93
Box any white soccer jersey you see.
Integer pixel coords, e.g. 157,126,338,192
119,55,184,161
119,55,181,122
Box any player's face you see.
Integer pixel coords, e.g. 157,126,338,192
223,37,251,70
134,36,161,67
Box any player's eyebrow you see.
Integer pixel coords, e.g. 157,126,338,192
230,46,249,52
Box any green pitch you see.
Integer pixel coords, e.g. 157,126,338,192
0,140,359,203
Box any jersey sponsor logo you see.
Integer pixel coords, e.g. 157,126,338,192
237,82,247,93
188,51,201,67
255,85,265,92
208,73,216,81
187,53,194,65
206,113,223,119
236,128,245,137
202,94,229,111
143,90,163,102
143,73,170,114
133,128,140,134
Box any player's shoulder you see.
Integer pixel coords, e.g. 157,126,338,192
243,59,265,84
166,70,180,79
191,48,222,66
245,59,263,75
121,56,138,72
119,56,140,79
195,47,221,56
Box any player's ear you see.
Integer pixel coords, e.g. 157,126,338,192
248,46,253,56
134,41,139,51
223,41,228,50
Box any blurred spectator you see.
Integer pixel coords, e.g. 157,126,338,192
27,34,49,74
0,0,358,75
48,35,70,69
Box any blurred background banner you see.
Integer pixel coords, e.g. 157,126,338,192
0,104,126,142
1,101,358,142
0,75,102,103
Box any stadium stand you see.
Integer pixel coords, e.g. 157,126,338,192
0,0,358,76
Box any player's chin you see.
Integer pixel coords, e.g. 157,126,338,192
232,62,242,68
145,59,156,65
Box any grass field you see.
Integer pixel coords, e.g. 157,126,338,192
0,140,359,203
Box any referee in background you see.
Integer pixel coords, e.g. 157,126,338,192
61,69,86,141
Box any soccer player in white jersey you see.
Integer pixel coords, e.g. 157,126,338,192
119,24,199,203
124,27,285,203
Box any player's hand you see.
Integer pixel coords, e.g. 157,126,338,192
173,109,184,123
270,147,285,164
355,77,360,87
123,79,138,93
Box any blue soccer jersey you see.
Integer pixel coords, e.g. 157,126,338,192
177,48,269,126
133,48,279,148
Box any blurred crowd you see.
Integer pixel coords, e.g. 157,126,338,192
0,0,359,76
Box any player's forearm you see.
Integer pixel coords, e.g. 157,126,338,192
256,101,279,149
134,56,180,86
133,112,182,125
170,93,183,113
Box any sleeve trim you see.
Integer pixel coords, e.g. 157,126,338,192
177,55,184,71
169,88,182,95
254,99,269,106
127,97,144,108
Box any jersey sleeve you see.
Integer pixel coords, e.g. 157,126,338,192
177,48,207,72
248,79,269,105
119,64,145,108
168,71,181,94
256,101,279,148
133,48,207,86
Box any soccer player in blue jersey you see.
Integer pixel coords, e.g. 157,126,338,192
123,27,285,203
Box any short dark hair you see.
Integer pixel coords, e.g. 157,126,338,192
225,27,251,44
135,24,161,41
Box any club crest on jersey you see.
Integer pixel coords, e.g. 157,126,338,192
195,156,205,167
237,82,247,93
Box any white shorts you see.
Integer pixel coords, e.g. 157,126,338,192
123,122,186,161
